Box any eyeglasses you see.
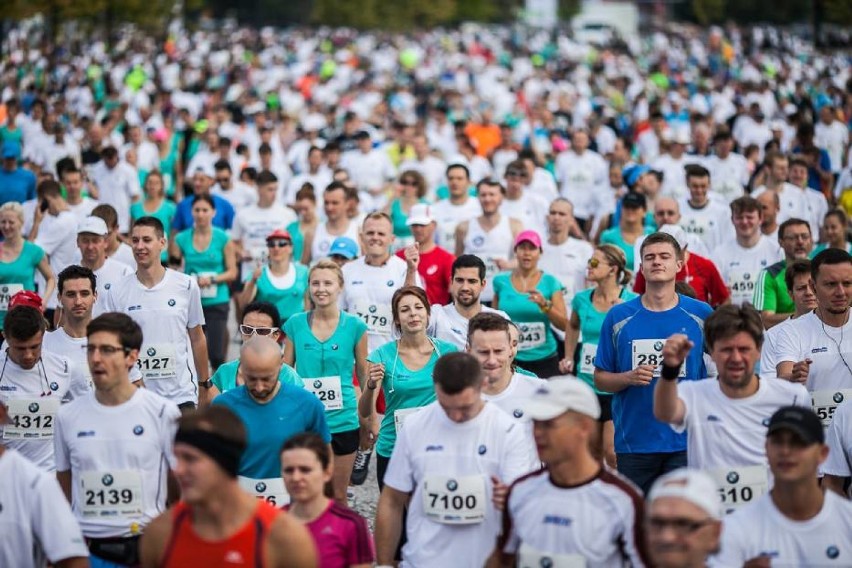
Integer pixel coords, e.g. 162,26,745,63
647,517,715,536
267,240,291,248
506,170,526,178
782,233,810,242
399,179,418,187
85,344,130,356
239,324,278,336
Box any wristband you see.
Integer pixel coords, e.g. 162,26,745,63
660,363,680,381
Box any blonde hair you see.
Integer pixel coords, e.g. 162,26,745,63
597,244,632,286
0,202,25,224
308,259,344,288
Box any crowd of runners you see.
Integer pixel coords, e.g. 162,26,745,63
1,17,852,568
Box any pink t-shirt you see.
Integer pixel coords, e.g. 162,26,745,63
285,501,374,567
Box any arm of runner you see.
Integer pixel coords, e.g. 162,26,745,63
188,325,210,383
374,486,411,566
198,382,219,408
594,367,655,393
653,334,692,426
358,362,384,420
403,242,420,286
282,336,295,367
56,470,73,503
354,334,369,394
36,256,55,312
560,310,581,374
776,359,810,383
218,240,239,284
238,266,262,308
139,512,172,568
454,221,468,257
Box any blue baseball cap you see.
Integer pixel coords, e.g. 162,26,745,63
329,237,358,260
622,164,650,188
1,141,21,160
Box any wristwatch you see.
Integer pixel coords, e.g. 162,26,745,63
199,379,214,389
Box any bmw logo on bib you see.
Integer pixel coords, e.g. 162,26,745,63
168,299,176,307
28,402,39,413
102,474,114,486
827,546,840,559
369,305,377,313
726,471,740,484
654,341,663,351
133,425,144,436
834,392,845,404
1,286,7,293
256,482,267,492
313,380,323,389
446,479,458,491
539,557,554,568
147,347,156,357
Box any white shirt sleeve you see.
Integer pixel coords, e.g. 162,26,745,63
186,279,205,329
501,421,539,484
53,407,71,472
822,404,852,478
34,218,65,256
160,400,181,469
125,164,142,199
67,361,91,400
670,381,694,435
771,321,803,366
31,470,89,562
382,423,415,493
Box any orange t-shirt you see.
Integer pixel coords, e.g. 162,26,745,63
465,123,502,157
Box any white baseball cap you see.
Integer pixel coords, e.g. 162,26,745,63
658,224,689,250
520,376,601,421
406,203,435,226
77,216,109,236
648,468,722,520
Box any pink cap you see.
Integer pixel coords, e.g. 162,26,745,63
514,230,542,250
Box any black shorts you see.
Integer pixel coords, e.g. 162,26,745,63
331,428,359,456
597,393,613,423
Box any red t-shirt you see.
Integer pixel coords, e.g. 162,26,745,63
395,245,456,306
633,252,730,307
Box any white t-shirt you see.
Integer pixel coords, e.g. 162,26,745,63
706,153,749,202
815,120,849,173
383,402,536,568
310,220,361,263
713,491,852,567
540,237,594,305
427,304,509,350
774,311,852,393
398,155,447,199
760,317,797,379
752,184,806,227
432,197,482,253
501,467,647,567
678,199,733,252
111,242,137,270
232,204,298,278
102,270,205,405
92,258,135,317
283,170,332,206
54,388,180,538
500,192,549,239
823,398,852,480
43,327,142,388
527,169,559,203
67,198,99,224
554,150,608,219
712,236,784,306
89,161,141,233
482,373,546,465
35,210,80,309
462,216,515,303
0,350,89,471
0,448,88,568
212,181,257,211
652,154,690,201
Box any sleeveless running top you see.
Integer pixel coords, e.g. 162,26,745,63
311,220,361,263
462,215,514,302
160,500,280,568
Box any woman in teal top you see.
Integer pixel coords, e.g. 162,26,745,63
240,228,309,324
172,194,237,370
811,209,852,257
493,230,566,378
287,184,319,265
283,259,368,504
561,244,636,468
599,193,654,269
359,286,458,488
0,202,54,330
131,171,177,263
384,170,427,251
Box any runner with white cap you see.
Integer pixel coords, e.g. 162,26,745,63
395,203,456,306
74,216,133,317
489,377,649,567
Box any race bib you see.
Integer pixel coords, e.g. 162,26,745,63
517,322,546,351
136,343,177,381
303,376,343,410
708,465,769,514
518,544,587,568
727,271,756,304
632,339,684,378
422,474,487,524
238,476,290,507
353,299,392,336
811,389,852,427
194,272,219,299
394,406,423,433
2,398,60,440
0,283,24,311
579,343,597,375
80,470,144,518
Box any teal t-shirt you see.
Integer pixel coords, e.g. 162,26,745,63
210,358,303,393
492,272,564,362
283,311,368,434
131,199,177,262
599,226,654,269
571,287,639,393
368,338,458,458
389,198,428,239
286,220,305,264
175,227,230,306
256,264,309,323
0,241,45,329
810,242,852,258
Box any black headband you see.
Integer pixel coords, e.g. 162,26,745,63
174,428,244,478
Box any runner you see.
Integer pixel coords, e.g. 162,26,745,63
287,185,320,265
88,146,140,234
490,377,649,567
212,337,331,508
75,216,133,317
374,352,533,567
600,192,654,271
308,182,362,263
91,204,136,269
384,170,427,250
239,229,309,324
751,152,807,226
139,406,318,568
654,305,809,513
102,216,209,410
706,128,749,202
824,394,852,496
60,165,99,223
812,209,852,256
130,171,177,264
283,260,368,504
539,198,594,311
500,159,549,238
0,303,88,471
281,433,375,568
714,406,852,565
432,164,481,253
211,159,257,211
340,130,396,212
753,217,813,328
554,129,608,233
395,203,456,306
645,469,723,568
756,190,781,241
677,165,732,251
595,232,713,493
54,313,181,567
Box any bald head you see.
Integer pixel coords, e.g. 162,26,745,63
654,197,680,227
239,337,283,402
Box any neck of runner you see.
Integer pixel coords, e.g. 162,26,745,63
817,306,850,328
82,255,106,273
249,381,281,405
547,228,569,246
770,480,825,522
313,304,339,321
326,217,349,232
269,258,290,275
190,484,257,537
640,285,678,312
398,330,429,349
449,193,468,206
365,252,390,267
548,454,601,488
737,230,761,248
61,319,89,339
95,377,137,407
482,368,512,396
595,278,621,303
515,265,539,280
137,264,167,288
454,300,482,320
194,224,212,237
289,496,330,523
417,238,436,254
720,373,759,399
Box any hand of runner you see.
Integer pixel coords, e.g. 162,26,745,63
251,266,262,282
790,359,811,383
527,290,546,308
367,362,385,389
627,365,655,386
558,358,575,375
491,475,508,511
662,334,693,367
404,242,420,271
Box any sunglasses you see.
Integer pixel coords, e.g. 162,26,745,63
506,170,526,178
588,258,608,268
239,324,278,336
399,179,418,187
267,240,291,248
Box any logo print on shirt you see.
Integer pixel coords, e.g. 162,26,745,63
133,425,144,436
104,283,111,290
827,546,840,559
427,265,438,275
102,474,114,486
834,392,845,404
762,418,771,427
168,299,176,307
473,236,485,247
513,409,524,418
726,471,740,484
386,280,395,287
446,479,458,491
28,402,39,413
478,444,487,455
369,305,377,313
331,344,339,350
255,481,267,492
707,415,720,422
224,551,245,564
49,382,59,391
538,557,555,568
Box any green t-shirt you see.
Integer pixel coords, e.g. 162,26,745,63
753,260,794,315
0,241,45,329
368,338,458,458
286,220,305,265
131,200,178,262
256,264,309,323
175,227,230,306
599,226,654,270
210,358,303,393
493,272,564,362
283,311,367,434
571,287,638,393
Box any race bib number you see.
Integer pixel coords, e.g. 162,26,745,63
727,271,756,304
0,283,24,311
136,343,177,381
422,474,486,524
2,398,60,440
353,300,392,336
518,544,586,568
579,343,597,375
517,322,546,351
394,406,423,433
80,470,143,518
303,376,343,410
811,389,852,427
632,339,684,378
194,272,219,299
708,465,768,514
238,476,290,507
